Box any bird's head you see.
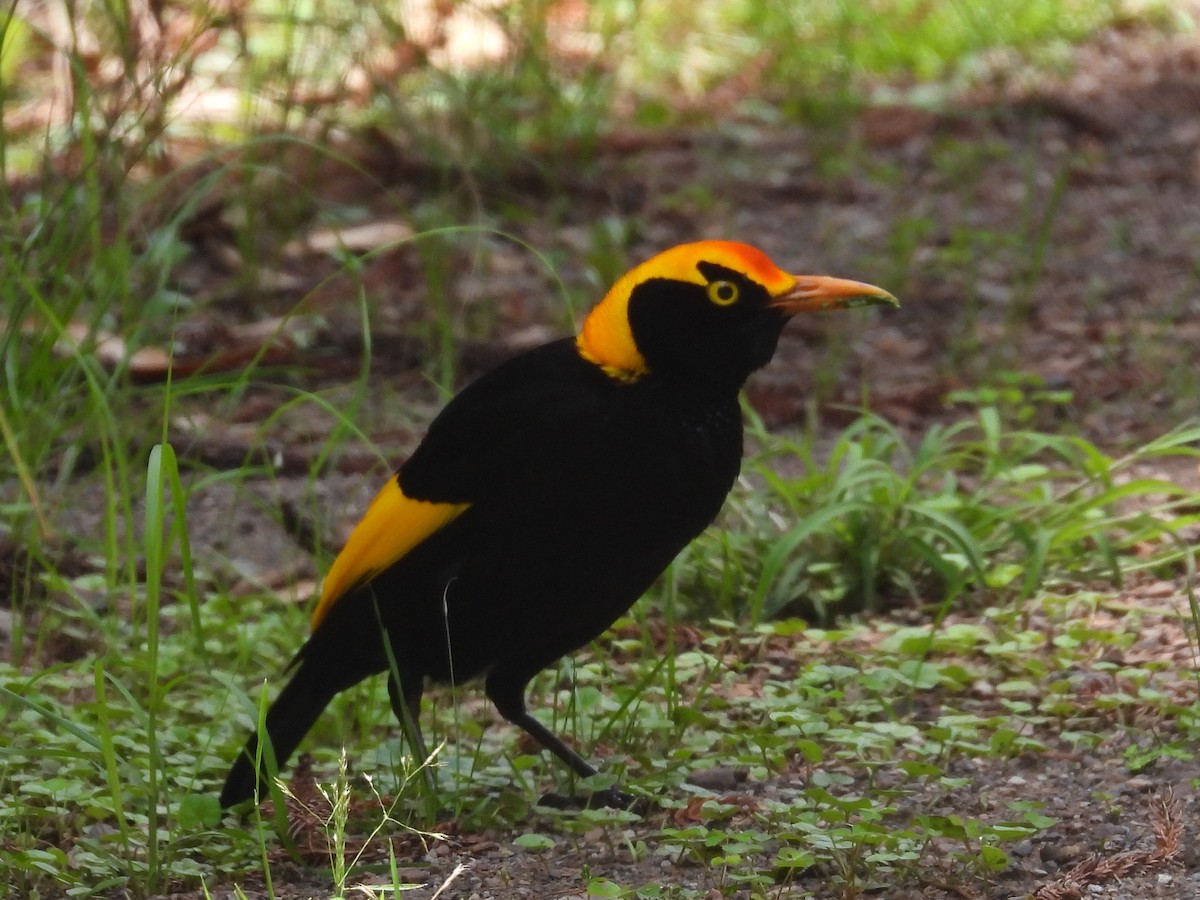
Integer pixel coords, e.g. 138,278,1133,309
577,241,898,390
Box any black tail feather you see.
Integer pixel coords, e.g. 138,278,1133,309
219,659,340,808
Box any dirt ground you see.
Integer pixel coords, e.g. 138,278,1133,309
27,16,1200,900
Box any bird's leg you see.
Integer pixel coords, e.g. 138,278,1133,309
379,621,438,803
387,670,442,805
484,671,597,778
484,671,633,810
386,672,427,760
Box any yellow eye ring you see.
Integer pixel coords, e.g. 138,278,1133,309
707,280,739,306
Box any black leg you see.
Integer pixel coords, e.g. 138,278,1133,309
376,614,438,801
387,671,429,763
374,603,429,763
385,662,442,803
485,671,598,779
485,671,635,810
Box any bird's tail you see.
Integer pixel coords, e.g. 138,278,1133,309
219,656,339,808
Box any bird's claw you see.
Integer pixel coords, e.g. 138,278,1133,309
535,790,576,810
586,786,636,810
535,786,639,811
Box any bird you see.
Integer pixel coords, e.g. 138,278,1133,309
219,240,897,809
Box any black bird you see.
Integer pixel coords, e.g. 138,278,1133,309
220,240,897,808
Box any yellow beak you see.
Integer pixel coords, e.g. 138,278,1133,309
771,275,899,313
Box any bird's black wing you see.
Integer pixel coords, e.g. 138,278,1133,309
313,338,614,626
400,338,614,502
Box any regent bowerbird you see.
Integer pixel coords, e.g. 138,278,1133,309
220,240,897,809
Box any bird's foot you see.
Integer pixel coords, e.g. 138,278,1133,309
535,790,578,810
586,786,637,810
536,786,640,811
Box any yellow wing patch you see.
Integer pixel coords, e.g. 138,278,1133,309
311,477,469,630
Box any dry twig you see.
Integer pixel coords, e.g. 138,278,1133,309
1034,788,1183,900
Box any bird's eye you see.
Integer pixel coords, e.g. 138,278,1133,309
707,280,739,306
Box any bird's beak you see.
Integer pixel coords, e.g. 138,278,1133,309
771,275,899,314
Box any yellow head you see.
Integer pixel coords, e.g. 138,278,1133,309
576,241,897,386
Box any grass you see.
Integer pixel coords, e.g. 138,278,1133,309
2,0,1200,896
683,404,1200,624
7,571,1197,894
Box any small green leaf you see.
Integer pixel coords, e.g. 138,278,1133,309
176,793,221,829
586,878,624,897
979,844,1010,871
514,833,557,852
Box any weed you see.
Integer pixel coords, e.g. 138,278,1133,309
674,406,1199,624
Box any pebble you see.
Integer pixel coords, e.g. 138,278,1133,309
1042,841,1088,865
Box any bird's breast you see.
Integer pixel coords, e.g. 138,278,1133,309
582,391,743,534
